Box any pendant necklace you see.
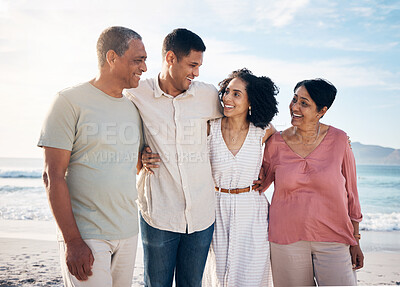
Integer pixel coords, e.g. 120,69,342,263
227,120,247,143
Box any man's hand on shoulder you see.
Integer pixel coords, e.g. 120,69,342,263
65,238,94,281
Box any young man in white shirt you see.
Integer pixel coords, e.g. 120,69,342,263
124,28,222,286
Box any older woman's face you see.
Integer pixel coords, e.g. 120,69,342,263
289,85,320,126
222,77,250,118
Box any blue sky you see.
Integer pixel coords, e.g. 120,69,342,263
0,0,399,158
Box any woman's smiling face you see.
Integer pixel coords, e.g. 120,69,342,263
222,77,250,118
289,85,320,127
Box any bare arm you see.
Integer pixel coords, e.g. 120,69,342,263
43,147,94,281
262,124,276,144
136,151,143,175
254,124,277,192
350,220,364,270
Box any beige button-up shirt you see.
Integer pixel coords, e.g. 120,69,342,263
124,76,222,233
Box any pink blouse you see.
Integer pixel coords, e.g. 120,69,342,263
261,126,362,246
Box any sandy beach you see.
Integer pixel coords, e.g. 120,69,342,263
0,220,399,286
0,220,144,287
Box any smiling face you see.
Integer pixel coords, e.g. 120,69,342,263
114,39,147,89
168,49,203,94
290,85,321,127
222,77,250,118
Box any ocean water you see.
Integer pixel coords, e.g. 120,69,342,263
0,158,50,221
0,158,399,231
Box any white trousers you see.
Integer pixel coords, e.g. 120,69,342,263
270,241,357,287
59,235,138,287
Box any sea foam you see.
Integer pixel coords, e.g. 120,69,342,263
0,169,42,178
361,212,400,231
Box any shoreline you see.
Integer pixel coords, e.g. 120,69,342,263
0,220,399,286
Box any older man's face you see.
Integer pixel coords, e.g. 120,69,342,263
114,39,147,89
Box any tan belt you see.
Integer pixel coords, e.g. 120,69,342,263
215,184,260,194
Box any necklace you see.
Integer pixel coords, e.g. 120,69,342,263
226,119,248,143
231,135,237,143
295,123,321,146
229,127,245,143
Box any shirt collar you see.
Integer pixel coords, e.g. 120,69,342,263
154,74,195,99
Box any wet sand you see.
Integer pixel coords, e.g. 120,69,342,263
0,220,399,286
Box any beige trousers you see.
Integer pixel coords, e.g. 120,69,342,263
59,235,138,287
270,241,357,287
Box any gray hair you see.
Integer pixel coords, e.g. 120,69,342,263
97,26,142,67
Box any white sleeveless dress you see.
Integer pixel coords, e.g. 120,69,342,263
203,118,272,287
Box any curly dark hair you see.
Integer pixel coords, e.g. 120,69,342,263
218,68,279,129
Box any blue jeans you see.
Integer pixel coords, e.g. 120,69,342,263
140,214,214,287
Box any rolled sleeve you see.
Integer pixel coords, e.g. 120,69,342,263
342,139,363,222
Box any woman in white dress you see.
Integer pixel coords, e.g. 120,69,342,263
203,68,279,287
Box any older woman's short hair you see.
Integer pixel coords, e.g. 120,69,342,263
294,79,337,111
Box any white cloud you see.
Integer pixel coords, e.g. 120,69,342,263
277,32,399,53
203,0,309,31
5,0,149,11
204,38,248,55
1,0,400,156
349,7,374,17
255,0,310,27
380,3,400,14
200,45,400,92
348,1,400,23
324,39,398,52
0,0,8,13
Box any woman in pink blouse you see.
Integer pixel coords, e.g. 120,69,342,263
258,78,364,286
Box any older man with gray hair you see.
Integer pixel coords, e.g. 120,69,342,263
38,26,147,287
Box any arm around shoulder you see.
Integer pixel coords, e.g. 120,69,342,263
205,83,223,119
262,124,277,143
256,136,277,192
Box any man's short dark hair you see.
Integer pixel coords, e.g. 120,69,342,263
162,28,206,60
97,26,142,67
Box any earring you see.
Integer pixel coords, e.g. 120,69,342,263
249,106,252,116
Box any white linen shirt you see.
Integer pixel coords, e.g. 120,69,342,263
124,76,222,233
